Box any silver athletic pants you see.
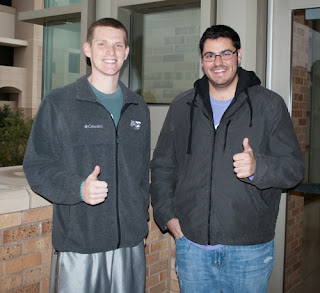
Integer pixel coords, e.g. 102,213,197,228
49,241,146,293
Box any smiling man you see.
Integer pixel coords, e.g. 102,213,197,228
23,18,150,293
150,25,305,293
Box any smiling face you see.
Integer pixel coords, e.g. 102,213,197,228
202,37,241,95
83,26,129,80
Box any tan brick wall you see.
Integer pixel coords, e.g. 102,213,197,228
0,206,53,293
0,204,179,293
145,207,170,293
284,11,308,293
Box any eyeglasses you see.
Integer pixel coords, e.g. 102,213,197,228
202,49,237,62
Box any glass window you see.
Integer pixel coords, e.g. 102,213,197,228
42,19,81,96
291,8,320,185
0,0,12,7
45,0,81,8
130,6,201,104
0,46,13,66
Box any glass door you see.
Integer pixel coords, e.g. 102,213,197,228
286,7,320,293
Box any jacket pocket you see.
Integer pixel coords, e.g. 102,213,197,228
247,184,269,215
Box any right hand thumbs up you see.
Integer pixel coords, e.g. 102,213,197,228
89,165,101,180
81,165,108,205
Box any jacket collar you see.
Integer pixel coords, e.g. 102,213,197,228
75,75,139,105
192,67,261,117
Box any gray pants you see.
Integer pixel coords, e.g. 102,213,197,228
50,241,146,293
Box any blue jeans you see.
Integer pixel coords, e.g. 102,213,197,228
175,237,274,293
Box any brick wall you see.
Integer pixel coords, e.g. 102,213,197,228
284,11,308,292
0,203,180,293
145,208,170,293
0,206,53,293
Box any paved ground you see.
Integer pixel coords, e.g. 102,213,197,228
0,165,29,189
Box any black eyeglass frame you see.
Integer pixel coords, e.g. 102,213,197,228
202,49,238,62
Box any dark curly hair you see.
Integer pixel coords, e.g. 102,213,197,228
199,25,241,55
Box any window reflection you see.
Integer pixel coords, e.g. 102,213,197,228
44,0,81,8
42,20,81,96
130,7,200,104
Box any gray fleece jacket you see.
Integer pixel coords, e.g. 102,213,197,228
23,75,150,253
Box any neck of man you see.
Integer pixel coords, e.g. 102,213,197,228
209,75,238,101
88,73,119,94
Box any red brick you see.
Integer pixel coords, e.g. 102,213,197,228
286,217,295,227
151,219,159,230
147,229,165,243
3,224,39,243
41,249,52,264
0,273,22,291
23,263,50,285
0,243,21,261
42,221,52,235
160,248,169,260
291,207,301,217
284,283,292,292
150,259,168,275
42,278,50,293
145,243,150,255
11,283,40,293
23,207,53,224
146,274,160,289
151,238,169,253
150,281,167,293
146,252,160,266
0,213,21,230
160,270,168,282
23,235,51,254
5,253,41,275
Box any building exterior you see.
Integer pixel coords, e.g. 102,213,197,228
0,0,319,292
0,0,43,117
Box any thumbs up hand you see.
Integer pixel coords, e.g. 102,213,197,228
233,138,256,179
81,165,108,205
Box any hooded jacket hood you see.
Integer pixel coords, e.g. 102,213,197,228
187,67,261,154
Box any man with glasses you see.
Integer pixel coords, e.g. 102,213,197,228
150,25,305,292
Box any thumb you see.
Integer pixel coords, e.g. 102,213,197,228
89,165,100,180
242,138,252,152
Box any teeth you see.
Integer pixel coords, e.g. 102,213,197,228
104,60,116,64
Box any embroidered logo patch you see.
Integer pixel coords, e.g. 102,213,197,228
130,120,141,130
84,124,103,129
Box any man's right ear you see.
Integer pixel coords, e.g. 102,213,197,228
83,42,91,58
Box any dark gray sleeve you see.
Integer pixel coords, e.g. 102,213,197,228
23,97,83,205
245,96,305,190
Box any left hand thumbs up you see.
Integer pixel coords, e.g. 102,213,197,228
233,138,256,178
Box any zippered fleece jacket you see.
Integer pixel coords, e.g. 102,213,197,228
23,75,150,253
150,67,305,246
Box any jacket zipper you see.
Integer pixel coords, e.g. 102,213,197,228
95,101,131,249
115,103,130,248
208,127,216,245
